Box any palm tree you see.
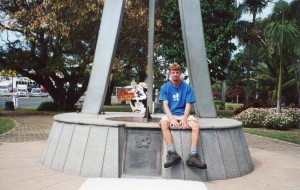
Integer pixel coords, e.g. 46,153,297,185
266,0,299,112
237,0,271,102
251,62,277,102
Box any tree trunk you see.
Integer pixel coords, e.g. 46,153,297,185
296,63,300,106
245,59,251,102
104,81,116,105
276,55,283,113
221,68,228,107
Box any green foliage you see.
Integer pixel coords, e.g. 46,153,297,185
156,0,237,83
235,108,300,130
227,105,235,110
218,105,225,110
37,101,58,111
235,108,268,128
264,114,293,130
37,101,77,112
0,117,15,134
214,99,222,107
0,0,102,111
285,108,300,127
232,0,300,107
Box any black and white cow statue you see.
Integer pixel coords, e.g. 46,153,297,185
129,81,147,113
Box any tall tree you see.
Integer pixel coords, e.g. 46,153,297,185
266,0,299,112
0,0,104,110
156,0,237,85
237,0,271,102
104,1,150,105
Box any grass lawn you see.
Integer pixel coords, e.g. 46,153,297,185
0,117,15,134
103,104,132,112
243,127,300,145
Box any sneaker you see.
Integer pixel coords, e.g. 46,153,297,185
186,153,207,169
164,151,182,168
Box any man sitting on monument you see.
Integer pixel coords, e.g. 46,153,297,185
159,63,207,169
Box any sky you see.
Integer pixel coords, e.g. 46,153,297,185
233,0,294,54
237,0,293,21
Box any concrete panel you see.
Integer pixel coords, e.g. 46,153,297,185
229,128,249,175
122,129,162,177
198,132,208,181
101,127,119,177
40,120,57,163
82,0,125,113
43,122,64,167
202,130,226,180
181,131,207,181
217,129,241,178
80,126,109,177
63,124,90,175
51,123,75,171
163,131,184,179
118,127,125,177
238,128,254,171
178,0,216,117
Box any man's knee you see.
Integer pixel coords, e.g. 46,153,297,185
188,121,200,132
160,121,170,131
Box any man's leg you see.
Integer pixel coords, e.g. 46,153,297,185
188,120,199,148
161,121,181,168
161,121,173,145
186,120,207,169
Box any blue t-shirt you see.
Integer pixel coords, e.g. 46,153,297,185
159,81,196,115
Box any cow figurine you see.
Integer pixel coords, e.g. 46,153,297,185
117,82,147,113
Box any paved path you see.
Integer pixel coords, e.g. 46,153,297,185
0,112,300,190
0,111,54,142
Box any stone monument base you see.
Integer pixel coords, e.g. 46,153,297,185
40,112,253,181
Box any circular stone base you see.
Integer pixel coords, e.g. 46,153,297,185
41,112,253,181
106,116,161,123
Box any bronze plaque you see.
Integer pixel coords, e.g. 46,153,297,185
123,129,162,176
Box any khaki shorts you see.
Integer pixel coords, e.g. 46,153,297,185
159,114,198,128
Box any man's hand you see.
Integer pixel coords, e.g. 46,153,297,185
170,118,181,128
179,119,188,129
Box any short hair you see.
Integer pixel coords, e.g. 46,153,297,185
169,63,181,71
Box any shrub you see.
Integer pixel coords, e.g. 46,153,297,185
227,105,234,110
214,99,222,107
283,108,300,128
37,101,78,112
235,108,268,128
234,108,300,130
37,101,58,111
263,114,293,130
218,105,225,110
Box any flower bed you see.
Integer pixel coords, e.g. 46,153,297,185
234,108,300,130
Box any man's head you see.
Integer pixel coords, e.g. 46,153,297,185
169,63,181,83
169,63,181,72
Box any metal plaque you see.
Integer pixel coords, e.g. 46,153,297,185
123,129,162,177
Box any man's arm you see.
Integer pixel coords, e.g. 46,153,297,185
163,100,180,128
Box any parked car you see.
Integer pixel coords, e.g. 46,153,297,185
30,88,48,97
